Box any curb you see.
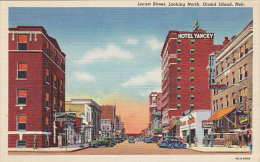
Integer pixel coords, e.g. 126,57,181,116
8,146,89,153
187,148,251,153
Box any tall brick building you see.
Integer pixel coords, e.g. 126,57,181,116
100,105,116,137
8,26,66,148
161,27,229,130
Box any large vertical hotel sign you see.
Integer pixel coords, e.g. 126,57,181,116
209,53,216,88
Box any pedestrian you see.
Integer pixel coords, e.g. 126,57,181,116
73,134,76,144
210,134,214,147
179,136,182,142
194,135,198,147
58,135,62,148
33,134,37,149
203,135,208,147
183,137,186,143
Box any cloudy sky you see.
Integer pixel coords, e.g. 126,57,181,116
9,7,252,133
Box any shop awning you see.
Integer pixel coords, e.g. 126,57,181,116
208,105,236,121
165,124,175,130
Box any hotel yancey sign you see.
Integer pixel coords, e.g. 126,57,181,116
178,33,214,39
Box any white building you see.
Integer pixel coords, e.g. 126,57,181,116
180,110,211,145
101,119,112,137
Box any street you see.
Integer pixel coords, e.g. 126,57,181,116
9,140,252,155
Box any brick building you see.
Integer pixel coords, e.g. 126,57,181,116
100,105,116,137
8,26,66,148
160,26,229,133
149,92,162,136
209,21,253,146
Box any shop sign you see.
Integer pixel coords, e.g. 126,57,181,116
178,33,214,39
55,112,76,121
210,84,227,89
175,120,183,125
239,115,248,126
181,121,186,126
202,120,213,128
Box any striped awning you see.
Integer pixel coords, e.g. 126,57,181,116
208,105,236,121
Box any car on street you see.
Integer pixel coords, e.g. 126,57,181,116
89,137,116,148
145,137,158,143
128,138,135,143
159,137,186,149
113,137,122,143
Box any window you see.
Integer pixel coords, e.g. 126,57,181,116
232,53,236,63
190,76,194,81
54,51,57,63
191,39,195,45
18,35,27,50
177,94,181,100
177,39,181,44
177,48,181,54
17,115,26,131
177,67,181,72
220,98,223,109
239,67,243,81
232,93,235,105
226,76,229,86
190,57,194,63
239,90,243,103
220,79,223,84
17,63,27,79
60,59,63,70
232,72,235,84
190,48,194,54
216,50,220,55
46,93,49,107
190,103,194,109
244,64,248,78
216,65,218,75
190,85,194,90
213,101,216,111
190,94,194,100
46,41,50,56
226,57,230,67
46,68,49,83
60,79,63,92
17,89,26,105
59,100,63,112
190,67,194,72
45,117,48,131
221,62,224,72
177,85,181,90
216,100,218,110
244,87,248,96
226,95,229,107
177,76,181,81
204,129,208,136
177,103,181,109
177,58,181,63
245,42,248,54
17,140,26,148
240,46,244,58
53,96,57,111
53,74,57,88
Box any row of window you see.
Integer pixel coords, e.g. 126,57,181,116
46,68,63,91
177,85,195,91
177,67,194,72
177,38,195,45
216,42,249,76
17,34,65,70
177,57,194,63
213,87,248,111
176,103,194,109
177,76,194,82
177,48,195,54
177,94,194,100
17,115,53,132
17,89,63,111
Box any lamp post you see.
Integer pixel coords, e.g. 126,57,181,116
188,113,193,148
80,114,84,148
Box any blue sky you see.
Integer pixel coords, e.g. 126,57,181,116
9,7,252,133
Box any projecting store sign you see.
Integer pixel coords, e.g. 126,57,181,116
239,115,249,126
178,33,214,39
210,84,227,89
202,120,214,128
55,112,76,121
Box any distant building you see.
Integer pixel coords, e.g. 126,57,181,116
209,21,253,146
100,105,116,137
8,26,66,148
149,92,162,137
160,25,228,135
65,99,101,141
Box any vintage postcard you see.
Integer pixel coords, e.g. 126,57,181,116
1,0,259,161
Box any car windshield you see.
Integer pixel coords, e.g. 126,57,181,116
161,141,168,144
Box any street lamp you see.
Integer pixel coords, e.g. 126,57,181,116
80,114,84,148
188,113,193,148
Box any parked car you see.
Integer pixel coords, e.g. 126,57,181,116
128,138,135,143
159,137,186,149
145,137,158,143
89,137,116,148
113,137,122,143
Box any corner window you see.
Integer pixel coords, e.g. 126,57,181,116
191,39,195,45
59,100,63,112
190,85,194,90
46,68,49,83
190,94,194,100
239,67,243,81
54,51,57,63
60,79,63,92
244,64,248,78
245,43,248,54
190,57,194,63
46,93,49,107
60,58,63,70
190,67,194,72
190,48,194,54
17,89,26,105
18,35,27,50
177,48,181,54
177,39,181,44
17,63,27,79
46,41,50,56
17,115,26,131
240,46,244,58
232,72,235,84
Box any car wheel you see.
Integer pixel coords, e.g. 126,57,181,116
174,143,180,149
94,144,98,148
182,144,187,149
109,143,114,147
169,144,174,149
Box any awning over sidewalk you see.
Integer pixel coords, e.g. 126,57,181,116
165,124,175,130
208,105,236,121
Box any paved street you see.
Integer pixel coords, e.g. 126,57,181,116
9,140,252,155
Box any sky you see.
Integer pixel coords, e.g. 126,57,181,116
9,7,252,133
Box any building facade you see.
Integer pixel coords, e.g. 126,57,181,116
209,21,253,146
160,27,228,131
65,99,101,141
149,92,162,136
8,26,66,148
100,105,116,137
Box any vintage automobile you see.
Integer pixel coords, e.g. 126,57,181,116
145,137,158,143
128,138,135,143
159,137,186,149
89,137,116,148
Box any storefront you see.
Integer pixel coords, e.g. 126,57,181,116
180,110,211,145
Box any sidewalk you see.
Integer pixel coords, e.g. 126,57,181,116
188,144,252,153
8,143,89,152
